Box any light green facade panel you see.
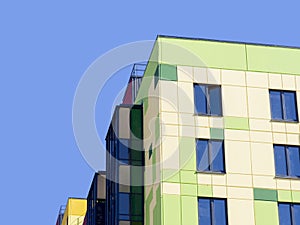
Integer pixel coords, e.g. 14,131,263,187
181,183,197,196
159,37,248,70
162,194,181,225
179,137,196,171
197,184,213,197
224,117,250,130
254,201,279,225
181,196,198,225
292,191,300,203
277,190,292,202
246,45,300,75
180,170,197,184
162,169,180,183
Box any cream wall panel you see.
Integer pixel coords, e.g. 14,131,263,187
286,123,300,133
162,124,178,136
221,69,246,86
161,112,178,125
178,82,194,113
160,80,178,112
271,122,286,133
222,86,248,117
197,173,212,185
195,127,210,139
179,125,195,137
282,74,296,90
195,116,209,127
162,182,181,195
178,113,195,126
247,87,271,119
228,199,255,225
296,76,300,91
209,117,224,128
273,132,287,144
277,179,291,190
212,175,227,186
207,68,221,84
287,133,300,145
253,175,276,189
251,142,275,176
161,136,179,169
249,119,271,131
227,174,252,187
177,66,193,83
250,131,273,143
194,67,207,83
224,129,250,141
225,141,252,174
246,71,268,88
291,180,300,191
269,73,282,89
213,185,227,198
227,187,253,200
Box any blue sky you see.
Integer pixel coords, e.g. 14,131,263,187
1,1,300,224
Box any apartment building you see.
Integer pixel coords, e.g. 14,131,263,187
56,35,300,225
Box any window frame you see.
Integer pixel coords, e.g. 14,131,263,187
269,89,299,122
274,144,300,178
194,83,223,117
196,139,226,174
198,197,228,225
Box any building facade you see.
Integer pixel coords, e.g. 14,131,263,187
59,198,86,225
56,35,300,225
138,36,300,225
85,172,106,225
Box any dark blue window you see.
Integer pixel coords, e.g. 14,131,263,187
119,193,130,220
274,145,300,178
270,90,298,122
198,198,227,225
118,139,129,164
194,84,222,116
279,203,300,225
196,139,225,173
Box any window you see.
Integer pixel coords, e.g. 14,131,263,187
274,145,300,178
278,203,300,225
198,198,227,225
119,193,130,220
118,139,129,164
194,84,222,116
196,139,225,173
270,90,298,122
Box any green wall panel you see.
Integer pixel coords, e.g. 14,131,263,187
159,37,248,70
163,194,181,225
254,188,278,202
277,190,292,202
224,117,250,130
179,137,196,171
181,196,198,225
158,64,178,81
247,45,300,75
145,188,153,225
292,191,300,203
153,186,162,225
254,201,279,225
180,170,197,184
210,128,224,140
197,184,213,197
162,169,180,183
181,184,197,196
